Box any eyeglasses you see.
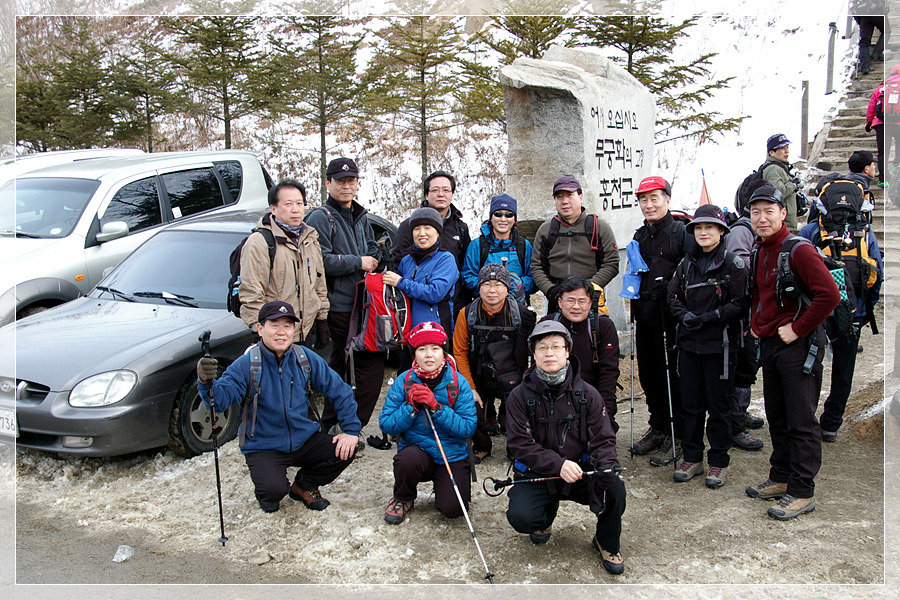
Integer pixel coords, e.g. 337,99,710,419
492,211,515,219
534,343,567,354
428,187,452,195
561,297,591,307
480,281,507,290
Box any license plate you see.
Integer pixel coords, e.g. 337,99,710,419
0,407,18,438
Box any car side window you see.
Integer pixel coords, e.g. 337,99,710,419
161,167,224,219
101,176,162,233
213,160,243,204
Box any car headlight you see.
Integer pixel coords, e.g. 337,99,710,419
69,371,137,407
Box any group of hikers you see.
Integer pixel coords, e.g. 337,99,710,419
196,137,883,575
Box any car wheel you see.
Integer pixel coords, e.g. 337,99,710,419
17,303,55,319
168,374,240,458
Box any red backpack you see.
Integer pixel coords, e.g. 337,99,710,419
882,78,900,123
346,273,412,354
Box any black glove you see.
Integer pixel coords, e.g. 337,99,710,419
682,311,703,331
701,308,721,323
313,319,330,349
649,278,668,301
197,357,218,383
866,123,872,132
594,467,619,490
546,284,561,303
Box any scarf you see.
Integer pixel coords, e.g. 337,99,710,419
535,361,569,386
273,217,305,246
411,241,439,263
412,360,447,391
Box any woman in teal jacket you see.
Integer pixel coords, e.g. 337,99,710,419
379,321,477,524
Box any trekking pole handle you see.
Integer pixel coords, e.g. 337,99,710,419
483,467,626,497
200,330,212,358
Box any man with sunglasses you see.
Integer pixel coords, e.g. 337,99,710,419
531,176,619,314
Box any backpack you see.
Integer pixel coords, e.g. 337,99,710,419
883,78,900,124
734,161,792,215
227,218,277,318
346,272,412,354
465,297,524,395
239,344,315,448
538,214,604,283
752,235,855,340
814,177,878,304
550,310,608,365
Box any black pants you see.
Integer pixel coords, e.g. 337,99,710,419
759,328,826,498
820,323,863,433
243,431,354,504
392,445,471,518
471,383,499,455
321,311,385,430
856,15,886,72
635,317,683,438
679,351,734,468
507,476,626,554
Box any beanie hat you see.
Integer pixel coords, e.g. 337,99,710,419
489,193,518,216
848,150,876,173
407,321,448,348
477,262,511,291
528,320,572,353
687,204,730,234
767,133,791,153
408,206,443,235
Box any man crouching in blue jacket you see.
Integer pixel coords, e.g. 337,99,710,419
197,301,361,513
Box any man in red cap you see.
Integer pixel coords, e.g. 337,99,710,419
531,175,620,313
628,176,695,466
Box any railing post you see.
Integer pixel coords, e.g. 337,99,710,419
801,80,809,159
827,22,838,94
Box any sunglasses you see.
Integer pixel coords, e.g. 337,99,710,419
492,211,515,219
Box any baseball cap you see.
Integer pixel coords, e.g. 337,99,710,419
326,157,359,180
636,176,672,196
748,183,785,207
258,301,300,323
766,134,791,153
552,176,582,195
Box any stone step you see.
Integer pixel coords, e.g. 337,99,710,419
825,125,873,140
833,115,869,128
821,137,878,150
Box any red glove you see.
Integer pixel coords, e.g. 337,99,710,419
407,383,439,412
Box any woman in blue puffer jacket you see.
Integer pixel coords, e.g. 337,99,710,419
383,207,459,334
461,193,535,300
379,321,477,524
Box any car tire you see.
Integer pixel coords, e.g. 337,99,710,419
168,372,240,458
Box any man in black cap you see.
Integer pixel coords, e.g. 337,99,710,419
531,175,619,313
197,301,360,513
761,134,802,232
391,170,472,309
305,157,386,440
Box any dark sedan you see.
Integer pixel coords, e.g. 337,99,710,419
0,209,396,457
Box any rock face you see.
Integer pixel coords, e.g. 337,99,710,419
501,44,655,327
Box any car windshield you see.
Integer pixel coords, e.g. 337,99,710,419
93,229,245,309
0,177,101,238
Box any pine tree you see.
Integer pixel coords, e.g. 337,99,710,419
269,16,366,202
164,16,274,149
365,16,466,182
574,16,744,143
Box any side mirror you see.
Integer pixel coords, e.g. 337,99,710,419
95,221,129,243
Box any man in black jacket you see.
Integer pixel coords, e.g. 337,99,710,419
391,170,472,309
540,277,620,433
305,157,385,436
629,176,695,466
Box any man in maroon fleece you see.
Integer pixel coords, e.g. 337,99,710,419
744,184,839,521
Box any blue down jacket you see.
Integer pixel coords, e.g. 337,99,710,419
379,365,477,464
396,247,459,330
461,224,536,294
199,343,360,454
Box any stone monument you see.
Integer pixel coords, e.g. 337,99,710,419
501,44,655,328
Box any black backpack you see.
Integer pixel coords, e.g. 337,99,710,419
227,216,277,318
734,161,792,216
538,214,604,284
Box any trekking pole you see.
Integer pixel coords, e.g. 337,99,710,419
483,467,626,497
656,282,678,471
199,330,228,547
422,408,494,584
629,305,636,460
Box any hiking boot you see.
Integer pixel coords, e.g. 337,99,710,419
673,460,703,482
384,497,414,524
649,437,682,466
733,430,764,451
529,526,552,545
873,52,885,62
289,484,330,510
821,429,837,443
592,535,625,575
745,478,788,500
258,499,280,513
473,449,490,465
631,428,667,455
745,412,765,429
705,466,727,489
767,494,815,520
